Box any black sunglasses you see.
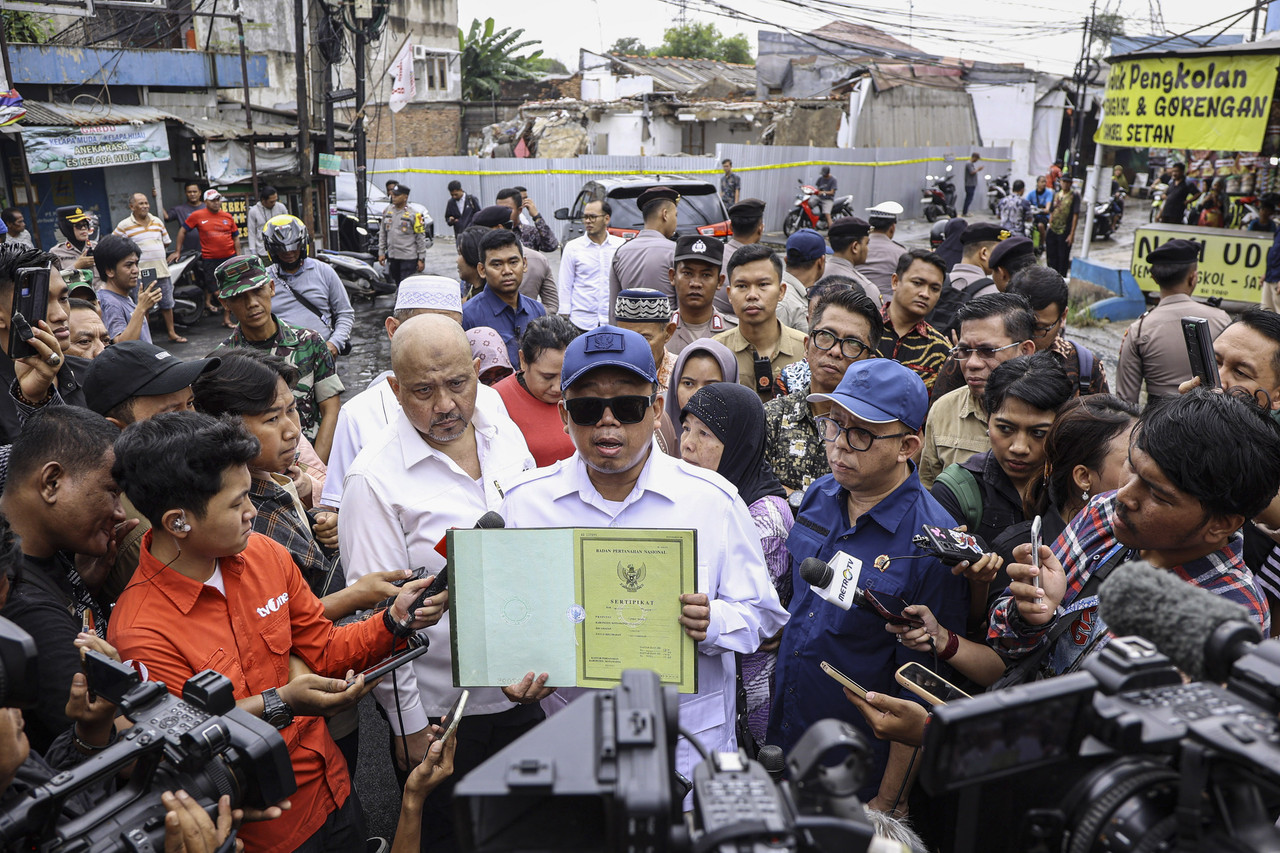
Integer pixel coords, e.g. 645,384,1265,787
564,394,657,426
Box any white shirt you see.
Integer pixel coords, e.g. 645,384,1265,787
321,371,514,508
339,405,536,732
498,446,790,782
557,232,625,330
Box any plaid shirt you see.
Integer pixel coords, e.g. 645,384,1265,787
989,493,1269,677
213,316,344,440
877,305,951,391
247,474,335,598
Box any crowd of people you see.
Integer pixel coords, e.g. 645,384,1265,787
3,170,1280,853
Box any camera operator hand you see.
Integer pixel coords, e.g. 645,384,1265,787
502,671,556,705
0,708,30,794
1006,541,1065,626
162,791,239,853
843,689,928,748
277,672,371,717
390,577,448,630
679,593,711,641
68,633,123,752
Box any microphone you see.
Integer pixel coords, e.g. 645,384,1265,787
799,553,863,612
388,512,507,636
1098,561,1261,682
756,744,785,783
433,510,505,558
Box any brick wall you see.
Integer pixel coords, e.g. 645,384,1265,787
364,102,464,157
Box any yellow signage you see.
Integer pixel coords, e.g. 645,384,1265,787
1096,55,1280,150
1131,223,1270,303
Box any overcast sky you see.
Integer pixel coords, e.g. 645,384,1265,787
457,0,1262,77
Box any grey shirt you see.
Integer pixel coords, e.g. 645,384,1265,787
858,232,906,300
608,230,675,322
716,238,747,323
379,204,428,260
247,201,290,256
823,255,884,308
519,247,559,314
267,258,356,350
1116,293,1231,403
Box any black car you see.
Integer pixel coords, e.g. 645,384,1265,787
554,175,730,243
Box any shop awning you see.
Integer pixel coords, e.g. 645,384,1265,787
16,100,348,142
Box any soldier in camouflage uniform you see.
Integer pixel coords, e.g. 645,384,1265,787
211,255,345,463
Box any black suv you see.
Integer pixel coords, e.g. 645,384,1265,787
553,175,730,243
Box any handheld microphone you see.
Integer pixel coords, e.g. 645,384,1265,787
755,745,785,783
394,511,506,636
799,553,863,612
1098,561,1261,682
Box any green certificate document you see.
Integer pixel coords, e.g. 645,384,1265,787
449,527,698,693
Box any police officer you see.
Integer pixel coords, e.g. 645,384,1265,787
378,183,427,285
717,198,767,323
824,216,883,308
1116,238,1230,404
608,186,679,321
859,201,908,300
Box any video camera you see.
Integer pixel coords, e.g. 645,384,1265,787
0,651,296,852
919,635,1280,853
454,669,904,853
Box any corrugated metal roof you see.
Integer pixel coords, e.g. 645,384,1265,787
18,100,342,141
609,56,756,95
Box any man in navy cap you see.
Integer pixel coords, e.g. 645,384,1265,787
1117,238,1229,403
608,186,679,318
988,234,1037,292
860,202,907,299
781,230,829,329
497,324,789,797
825,216,884,302
948,221,1007,297
666,234,726,355
769,358,968,808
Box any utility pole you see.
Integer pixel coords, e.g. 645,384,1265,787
235,13,258,200
353,0,371,243
1070,4,1096,176
293,0,313,236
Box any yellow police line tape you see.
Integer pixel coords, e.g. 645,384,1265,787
369,156,1014,178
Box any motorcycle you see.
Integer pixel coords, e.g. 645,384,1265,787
985,173,1010,215
315,249,396,302
167,251,206,327
783,181,821,236
1148,182,1167,222
1091,191,1126,241
922,167,957,222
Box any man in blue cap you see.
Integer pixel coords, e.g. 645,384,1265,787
780,229,828,329
768,358,968,810
497,324,789,793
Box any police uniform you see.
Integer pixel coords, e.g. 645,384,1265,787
1116,239,1231,403
716,199,767,323
667,235,727,355
608,187,679,321
823,217,884,308
858,202,908,299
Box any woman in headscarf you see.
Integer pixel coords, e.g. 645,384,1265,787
934,217,967,272
657,338,738,456
679,382,791,748
466,326,514,386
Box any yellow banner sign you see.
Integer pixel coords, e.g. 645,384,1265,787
1131,224,1270,303
1096,54,1280,150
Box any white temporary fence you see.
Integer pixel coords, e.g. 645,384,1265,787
366,143,1012,241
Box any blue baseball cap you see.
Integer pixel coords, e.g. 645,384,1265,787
560,325,657,390
785,229,831,263
807,359,928,432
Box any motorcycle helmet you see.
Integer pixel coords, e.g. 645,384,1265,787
263,214,311,271
929,218,950,250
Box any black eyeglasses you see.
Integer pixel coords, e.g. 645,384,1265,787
814,416,910,451
564,394,657,426
811,328,869,360
1033,315,1062,338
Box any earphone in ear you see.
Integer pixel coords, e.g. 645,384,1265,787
172,515,191,533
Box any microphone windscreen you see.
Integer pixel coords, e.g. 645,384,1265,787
1099,560,1252,680
799,557,833,589
475,511,505,529
756,744,784,775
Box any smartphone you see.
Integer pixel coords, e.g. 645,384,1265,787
436,689,469,756
860,588,925,628
8,267,49,359
895,662,970,706
355,639,430,683
913,525,985,566
399,567,448,627
1030,515,1043,599
139,266,158,290
1182,317,1220,389
820,660,867,699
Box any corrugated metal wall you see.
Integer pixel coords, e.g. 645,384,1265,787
368,142,1010,240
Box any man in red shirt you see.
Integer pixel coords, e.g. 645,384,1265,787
170,188,241,323
108,412,446,853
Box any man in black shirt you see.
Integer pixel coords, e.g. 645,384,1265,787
0,406,127,753
1159,162,1200,225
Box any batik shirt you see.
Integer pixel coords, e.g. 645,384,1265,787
213,316,344,440
877,305,950,391
763,389,829,491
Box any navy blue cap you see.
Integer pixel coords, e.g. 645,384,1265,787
807,359,928,432
560,325,657,390
785,229,832,263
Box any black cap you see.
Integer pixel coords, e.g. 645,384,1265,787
829,216,870,240
989,235,1034,269
1146,238,1201,265
673,234,724,265
85,341,220,416
637,186,680,211
728,198,765,218
473,205,513,228
960,222,1010,245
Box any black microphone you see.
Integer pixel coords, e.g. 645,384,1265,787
756,744,785,783
1098,561,1261,682
392,511,505,636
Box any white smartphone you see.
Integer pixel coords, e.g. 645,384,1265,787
895,662,971,706
820,660,868,699
1030,515,1043,600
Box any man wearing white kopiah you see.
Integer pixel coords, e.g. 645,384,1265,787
337,314,537,852
320,274,514,509
498,324,790,785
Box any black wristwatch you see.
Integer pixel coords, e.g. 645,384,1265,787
261,687,294,730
